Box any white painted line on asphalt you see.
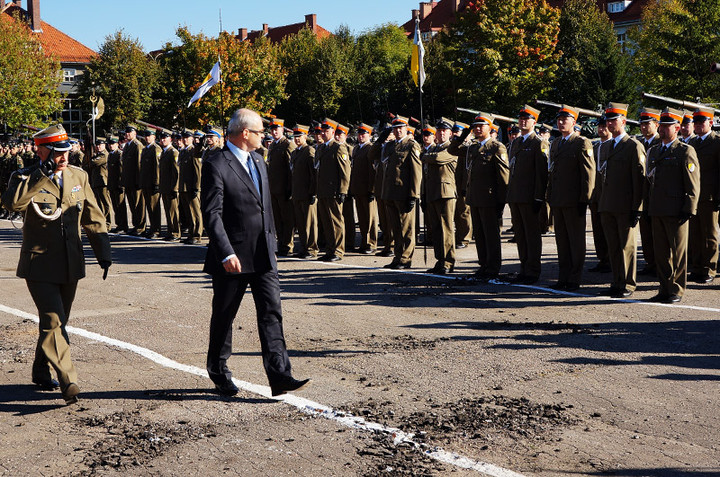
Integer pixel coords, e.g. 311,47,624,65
0,302,525,477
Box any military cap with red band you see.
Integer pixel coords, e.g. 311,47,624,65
293,124,309,136
321,118,338,130
659,107,683,124
604,102,628,119
336,124,349,134
693,107,714,122
269,118,285,128
32,124,71,151
357,123,373,134
556,105,579,120
472,112,495,126
392,115,409,127
518,105,540,120
639,108,661,123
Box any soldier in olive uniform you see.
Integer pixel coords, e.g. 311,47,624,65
267,118,296,256
598,103,646,298
179,130,203,244
681,111,696,143
158,130,180,241
202,128,223,160
68,139,83,168
122,125,146,235
2,124,111,405
637,108,662,275
429,119,464,274
546,106,595,290
140,129,162,238
90,138,112,229
371,127,395,257
372,116,422,269
646,108,700,303
350,123,378,254
450,114,508,278
107,135,127,233
589,116,612,273
290,125,318,258
336,124,357,251
315,118,351,261
506,105,549,284
452,120,472,249
688,107,720,283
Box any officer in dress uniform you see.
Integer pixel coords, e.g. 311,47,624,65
637,108,662,275
158,130,180,241
452,120,472,249
598,103,646,298
370,125,395,257
450,113,509,278
546,105,595,291
107,135,127,233
2,124,111,405
646,107,700,303
350,123,378,254
688,106,720,283
267,118,296,256
506,105,549,284
681,110,697,143
336,124,356,251
589,116,612,273
290,125,318,258
122,125,146,236
89,138,112,229
140,129,162,238
178,130,203,244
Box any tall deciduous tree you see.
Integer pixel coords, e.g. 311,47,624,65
550,0,636,110
81,30,159,131
0,12,62,130
630,0,720,103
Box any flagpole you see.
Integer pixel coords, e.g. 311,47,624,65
219,10,225,134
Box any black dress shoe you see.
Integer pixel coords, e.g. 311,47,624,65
427,266,447,275
62,383,80,405
376,249,394,257
649,293,669,302
322,255,341,262
600,287,619,296
271,377,311,397
611,288,633,298
359,248,375,255
214,380,239,396
455,243,468,249
696,274,714,284
664,294,681,304
32,377,60,390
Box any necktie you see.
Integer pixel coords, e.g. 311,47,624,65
52,173,61,190
661,145,668,154
246,155,260,194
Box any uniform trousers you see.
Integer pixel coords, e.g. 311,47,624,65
318,197,345,258
110,188,128,231
377,198,394,252
386,200,416,265
142,189,161,234
509,202,542,279
427,198,456,270
207,271,292,386
292,199,318,256
652,216,689,297
454,195,472,245
343,196,356,250
180,192,203,239
639,215,656,270
552,206,587,285
27,280,78,388
590,201,609,265
470,205,501,275
93,186,112,228
162,192,180,239
271,194,295,254
600,212,637,291
127,188,146,233
355,195,378,251
688,200,719,277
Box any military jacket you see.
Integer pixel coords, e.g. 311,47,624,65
688,132,720,202
140,142,162,189
2,165,111,283
290,145,316,201
121,138,143,189
374,134,422,202
506,132,549,204
349,141,375,196
107,149,122,190
267,136,296,196
179,145,201,193
591,139,611,204
453,137,508,207
89,150,109,188
420,141,457,203
638,133,661,152
598,134,646,214
646,140,700,217
547,133,595,207
159,146,179,194
315,139,351,199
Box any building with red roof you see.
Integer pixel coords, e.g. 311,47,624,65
236,14,331,43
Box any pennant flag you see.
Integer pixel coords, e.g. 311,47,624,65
188,60,221,107
411,19,426,92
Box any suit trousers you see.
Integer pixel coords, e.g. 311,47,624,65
143,189,161,234
509,202,542,279
601,212,637,291
318,197,345,258
355,195,378,251
343,196,356,250
110,188,128,231
652,216,689,297
207,271,292,385
552,206,587,284
92,186,112,227
271,194,295,254
590,201,609,265
471,206,501,275
639,215,656,270
162,192,181,239
293,199,318,256
454,195,473,245
386,200,416,265
127,188,146,233
180,192,203,239
377,198,394,251
688,200,719,277
427,198,456,270
26,280,79,388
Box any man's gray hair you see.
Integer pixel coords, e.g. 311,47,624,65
227,108,262,137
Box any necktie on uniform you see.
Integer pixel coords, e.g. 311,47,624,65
52,173,61,190
246,155,260,194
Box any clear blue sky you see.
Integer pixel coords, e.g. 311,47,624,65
41,1,418,52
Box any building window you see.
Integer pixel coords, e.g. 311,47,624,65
607,1,631,13
63,69,76,83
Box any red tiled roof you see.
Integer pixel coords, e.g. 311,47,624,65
240,21,331,43
2,4,96,63
402,0,469,36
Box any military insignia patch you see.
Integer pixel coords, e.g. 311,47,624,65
541,146,549,156
71,185,81,193
688,163,696,173
341,154,348,161
500,153,508,162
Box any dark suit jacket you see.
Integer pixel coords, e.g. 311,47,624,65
201,146,277,276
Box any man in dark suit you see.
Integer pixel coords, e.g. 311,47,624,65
201,108,310,398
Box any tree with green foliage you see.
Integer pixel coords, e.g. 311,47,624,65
80,30,159,132
0,12,62,130
550,0,636,110
429,0,561,116
630,0,720,103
